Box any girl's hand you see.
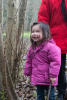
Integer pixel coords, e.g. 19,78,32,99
50,78,56,84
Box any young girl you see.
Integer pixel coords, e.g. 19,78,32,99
24,22,61,100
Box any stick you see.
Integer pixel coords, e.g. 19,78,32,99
47,82,52,100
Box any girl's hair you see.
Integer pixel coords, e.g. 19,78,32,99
30,22,51,44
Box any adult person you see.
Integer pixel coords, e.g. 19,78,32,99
37,0,67,100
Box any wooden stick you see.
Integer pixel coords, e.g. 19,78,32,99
47,83,52,100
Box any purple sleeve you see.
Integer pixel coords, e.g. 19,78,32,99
48,44,61,78
24,47,32,76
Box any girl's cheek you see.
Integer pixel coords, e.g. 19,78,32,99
37,34,40,38
31,34,34,38
41,34,43,39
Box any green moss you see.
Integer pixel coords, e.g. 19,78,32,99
0,90,5,100
33,91,37,97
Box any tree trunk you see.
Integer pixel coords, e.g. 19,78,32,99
12,0,27,83
0,0,4,98
0,25,4,99
0,0,27,99
4,0,27,99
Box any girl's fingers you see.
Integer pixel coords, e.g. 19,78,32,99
50,78,56,83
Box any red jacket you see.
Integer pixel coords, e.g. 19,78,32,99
38,0,67,54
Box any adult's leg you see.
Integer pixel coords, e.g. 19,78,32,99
36,85,45,100
57,54,66,100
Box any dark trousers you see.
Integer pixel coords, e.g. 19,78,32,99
36,85,56,100
57,54,66,98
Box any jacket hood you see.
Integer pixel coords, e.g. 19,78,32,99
49,38,56,44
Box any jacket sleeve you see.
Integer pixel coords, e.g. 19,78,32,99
24,47,32,76
48,44,61,78
38,0,51,24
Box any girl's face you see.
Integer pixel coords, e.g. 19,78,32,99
31,24,43,42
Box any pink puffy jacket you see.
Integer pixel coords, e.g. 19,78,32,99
24,39,61,86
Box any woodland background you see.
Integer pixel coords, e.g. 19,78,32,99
0,0,67,100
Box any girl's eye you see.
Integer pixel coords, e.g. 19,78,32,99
31,30,34,33
31,30,40,33
36,30,40,32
